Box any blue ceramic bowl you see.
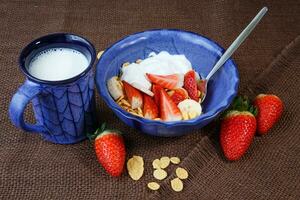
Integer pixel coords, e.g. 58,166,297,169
96,29,239,137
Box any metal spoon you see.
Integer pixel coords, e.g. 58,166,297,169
201,7,268,103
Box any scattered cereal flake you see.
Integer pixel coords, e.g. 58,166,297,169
198,90,201,97
121,99,131,107
129,111,140,117
122,62,130,67
116,95,125,103
170,157,180,164
171,178,183,192
121,105,131,110
97,51,104,59
119,80,123,86
137,107,143,115
136,59,142,64
153,169,167,180
127,156,144,181
167,90,175,96
126,108,134,112
152,159,161,169
147,182,160,190
132,108,143,117
176,167,188,179
160,157,170,169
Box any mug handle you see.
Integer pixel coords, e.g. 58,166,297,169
9,80,46,133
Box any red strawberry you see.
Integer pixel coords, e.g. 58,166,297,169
152,84,163,106
220,111,256,161
146,73,184,89
253,94,283,135
143,94,158,119
184,70,199,102
88,124,126,177
159,89,182,121
123,81,143,109
220,96,257,161
168,88,189,105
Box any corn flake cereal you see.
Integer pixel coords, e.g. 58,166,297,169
170,157,181,164
127,156,144,181
160,156,170,169
171,178,183,192
147,182,160,190
152,159,161,169
175,167,188,179
136,59,142,64
153,169,167,180
122,62,130,67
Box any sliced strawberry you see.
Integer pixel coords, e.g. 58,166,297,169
146,73,184,89
123,81,143,109
159,89,182,121
168,88,189,105
143,94,158,119
184,70,199,102
152,84,163,106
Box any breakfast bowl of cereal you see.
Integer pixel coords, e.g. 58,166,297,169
95,29,239,137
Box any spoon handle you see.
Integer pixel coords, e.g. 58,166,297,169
206,7,268,81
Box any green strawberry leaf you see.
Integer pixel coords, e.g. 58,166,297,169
86,122,107,142
221,95,258,118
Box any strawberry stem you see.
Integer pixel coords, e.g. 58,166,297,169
86,122,107,142
100,122,107,132
222,95,258,118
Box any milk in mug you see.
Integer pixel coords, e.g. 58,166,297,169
27,48,89,81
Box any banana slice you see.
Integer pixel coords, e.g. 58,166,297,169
107,76,124,100
177,99,202,120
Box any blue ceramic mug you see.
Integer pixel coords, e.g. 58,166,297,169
9,33,96,144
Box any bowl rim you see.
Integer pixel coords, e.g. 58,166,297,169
96,28,239,127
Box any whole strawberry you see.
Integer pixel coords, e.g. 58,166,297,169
220,96,257,161
253,94,283,135
88,124,126,177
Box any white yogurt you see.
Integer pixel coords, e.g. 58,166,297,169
120,51,192,90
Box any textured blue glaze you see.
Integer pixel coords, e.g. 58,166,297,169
96,29,239,137
9,33,96,144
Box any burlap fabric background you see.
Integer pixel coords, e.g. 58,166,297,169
0,1,299,199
